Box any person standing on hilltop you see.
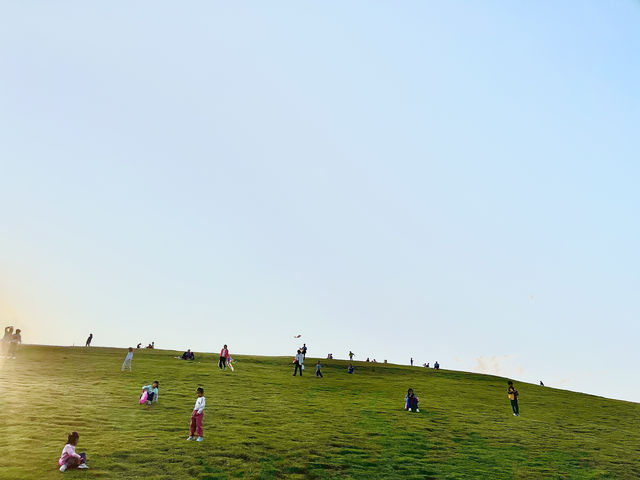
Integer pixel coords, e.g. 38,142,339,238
293,349,304,376
301,343,307,359
2,326,13,356
85,334,93,347
508,381,520,416
219,344,229,370
349,351,354,361
8,329,21,359
410,357,413,366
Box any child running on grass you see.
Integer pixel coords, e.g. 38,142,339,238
187,387,206,442
121,347,134,372
58,431,88,472
405,388,420,412
141,381,159,405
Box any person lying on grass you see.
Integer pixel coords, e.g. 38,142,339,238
142,381,159,405
58,431,88,472
405,388,420,412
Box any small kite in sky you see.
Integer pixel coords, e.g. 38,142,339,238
293,334,302,338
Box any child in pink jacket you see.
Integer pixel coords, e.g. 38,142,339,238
58,431,88,472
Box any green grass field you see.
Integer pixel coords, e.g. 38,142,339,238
0,345,638,479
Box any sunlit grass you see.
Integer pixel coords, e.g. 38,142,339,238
0,345,638,479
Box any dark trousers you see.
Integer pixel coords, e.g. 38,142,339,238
293,363,302,376
147,392,155,402
316,369,323,377
219,356,227,369
408,398,418,411
510,399,519,415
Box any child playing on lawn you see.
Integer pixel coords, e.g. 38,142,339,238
58,431,88,472
315,360,323,377
142,381,159,405
121,347,134,371
187,387,206,442
405,388,420,412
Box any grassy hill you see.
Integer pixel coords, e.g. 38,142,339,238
0,345,638,479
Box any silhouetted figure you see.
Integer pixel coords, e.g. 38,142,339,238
508,381,520,416
410,357,413,366
85,334,93,347
136,343,142,349
540,381,544,386
301,343,307,359
349,351,354,361
434,361,440,370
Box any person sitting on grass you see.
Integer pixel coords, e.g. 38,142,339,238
142,381,159,405
181,349,195,360
58,431,88,472
405,388,420,413
348,363,354,374
434,361,440,370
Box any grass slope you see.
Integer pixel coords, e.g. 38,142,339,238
0,346,638,479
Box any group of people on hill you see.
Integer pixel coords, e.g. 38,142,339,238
2,326,22,359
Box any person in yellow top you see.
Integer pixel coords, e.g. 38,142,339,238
507,381,519,416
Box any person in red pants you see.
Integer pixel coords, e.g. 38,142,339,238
187,387,206,442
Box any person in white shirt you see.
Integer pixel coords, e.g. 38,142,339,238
293,349,304,376
187,387,206,442
121,347,134,372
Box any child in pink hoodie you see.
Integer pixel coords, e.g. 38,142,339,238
58,431,88,472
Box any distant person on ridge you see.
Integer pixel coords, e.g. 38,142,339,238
540,381,544,386
508,381,519,416
182,349,195,360
85,334,93,347
121,347,134,372
2,326,13,356
410,357,413,366
8,329,21,359
434,361,440,370
302,343,307,359
219,345,229,370
349,351,354,361
293,349,304,376
405,388,420,413
136,343,142,349
315,360,323,378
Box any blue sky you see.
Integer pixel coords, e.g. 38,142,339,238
1,1,638,402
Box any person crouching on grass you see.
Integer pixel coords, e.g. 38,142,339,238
405,388,420,412
58,431,88,472
187,387,206,442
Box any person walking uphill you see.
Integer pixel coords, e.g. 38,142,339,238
315,360,323,377
187,387,206,442
293,349,304,376
508,381,520,416
219,345,229,370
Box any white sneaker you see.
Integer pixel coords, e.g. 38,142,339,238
416,409,420,412
59,465,67,472
187,436,194,440
78,464,88,469
513,413,517,416
196,437,203,442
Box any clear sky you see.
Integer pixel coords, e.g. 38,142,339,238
1,2,639,402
